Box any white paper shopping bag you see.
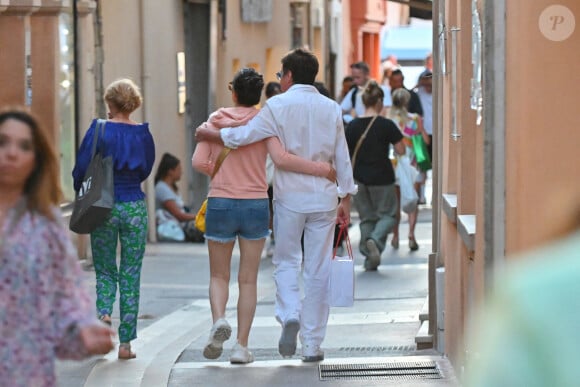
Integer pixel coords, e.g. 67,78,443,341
329,223,354,307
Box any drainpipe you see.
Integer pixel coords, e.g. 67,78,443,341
93,1,105,119
482,0,506,294
431,0,442,353
138,0,156,242
73,0,79,149
208,0,218,113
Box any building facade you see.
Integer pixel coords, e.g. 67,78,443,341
432,0,580,372
0,0,347,247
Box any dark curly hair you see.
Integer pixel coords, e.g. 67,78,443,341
231,68,264,106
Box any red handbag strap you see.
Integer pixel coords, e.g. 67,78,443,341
332,222,353,260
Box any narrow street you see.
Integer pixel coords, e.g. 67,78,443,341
56,185,459,386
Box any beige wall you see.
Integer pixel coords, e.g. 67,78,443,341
505,0,580,253
436,0,580,371
216,1,291,109
99,0,186,225
215,0,329,109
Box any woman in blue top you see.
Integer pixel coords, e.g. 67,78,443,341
72,78,155,359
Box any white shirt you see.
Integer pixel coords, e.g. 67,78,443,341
416,87,433,135
220,84,358,213
340,84,392,123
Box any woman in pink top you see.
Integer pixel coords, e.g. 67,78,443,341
192,68,335,364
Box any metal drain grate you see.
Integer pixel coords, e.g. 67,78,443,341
319,360,442,381
338,345,416,353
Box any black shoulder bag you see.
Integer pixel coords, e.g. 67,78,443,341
70,119,115,234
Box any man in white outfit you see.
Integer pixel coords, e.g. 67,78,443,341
195,48,357,362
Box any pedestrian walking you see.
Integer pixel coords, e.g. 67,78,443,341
195,48,357,362
0,108,114,386
389,68,423,116
192,67,337,364
264,81,282,258
340,61,392,124
345,81,405,270
415,70,433,204
388,88,430,251
72,78,155,359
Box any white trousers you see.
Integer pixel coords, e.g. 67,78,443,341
272,202,336,348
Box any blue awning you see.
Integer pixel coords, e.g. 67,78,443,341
381,26,433,61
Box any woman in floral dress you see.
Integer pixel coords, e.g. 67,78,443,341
0,108,114,387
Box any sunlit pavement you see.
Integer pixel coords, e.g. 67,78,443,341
56,175,459,386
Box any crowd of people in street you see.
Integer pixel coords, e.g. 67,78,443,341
0,47,434,386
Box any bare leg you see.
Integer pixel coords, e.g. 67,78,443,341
392,186,401,249
208,240,235,321
408,182,421,251
236,238,266,346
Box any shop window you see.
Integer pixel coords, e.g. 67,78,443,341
290,2,310,49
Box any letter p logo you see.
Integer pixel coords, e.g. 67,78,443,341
539,5,575,42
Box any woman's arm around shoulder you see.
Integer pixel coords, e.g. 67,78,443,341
192,121,218,176
265,137,336,182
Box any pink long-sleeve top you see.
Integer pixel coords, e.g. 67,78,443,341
192,106,331,199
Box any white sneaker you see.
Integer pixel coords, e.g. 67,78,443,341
266,242,275,258
302,344,324,362
203,318,232,359
229,342,255,364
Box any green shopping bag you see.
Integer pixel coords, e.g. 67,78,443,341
411,134,432,172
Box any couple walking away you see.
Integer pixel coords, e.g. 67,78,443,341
194,48,357,364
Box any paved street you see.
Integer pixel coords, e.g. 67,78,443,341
56,192,460,386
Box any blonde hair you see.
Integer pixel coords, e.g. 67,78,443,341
361,80,384,108
388,88,411,129
104,78,142,113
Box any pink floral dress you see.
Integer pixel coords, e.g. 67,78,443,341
0,202,96,387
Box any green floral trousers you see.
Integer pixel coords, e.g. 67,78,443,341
91,200,148,343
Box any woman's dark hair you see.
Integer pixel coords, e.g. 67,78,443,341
232,68,264,106
361,80,385,108
281,48,318,85
154,152,180,189
0,107,62,220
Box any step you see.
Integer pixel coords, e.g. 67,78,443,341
415,320,433,350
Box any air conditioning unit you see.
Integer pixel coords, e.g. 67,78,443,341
312,8,323,28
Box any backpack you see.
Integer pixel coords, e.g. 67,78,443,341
350,85,358,108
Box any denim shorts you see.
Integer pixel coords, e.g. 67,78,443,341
205,197,270,242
